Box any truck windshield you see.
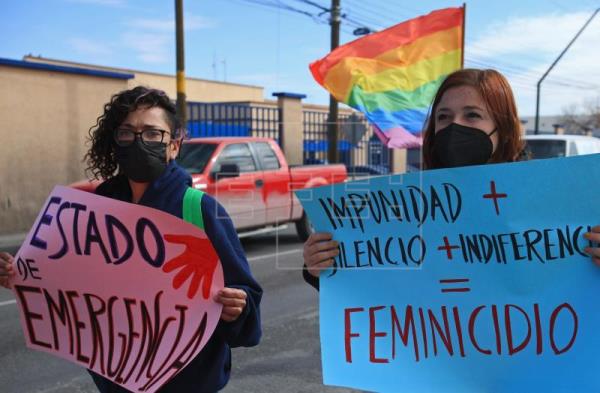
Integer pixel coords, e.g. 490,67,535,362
525,139,566,159
178,143,217,174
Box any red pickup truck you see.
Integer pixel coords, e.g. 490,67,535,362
72,137,347,240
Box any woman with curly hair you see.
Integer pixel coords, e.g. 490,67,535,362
85,85,185,190
0,86,262,393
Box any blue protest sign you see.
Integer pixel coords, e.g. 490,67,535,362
295,154,600,393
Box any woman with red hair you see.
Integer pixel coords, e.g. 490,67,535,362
302,68,599,288
421,68,525,169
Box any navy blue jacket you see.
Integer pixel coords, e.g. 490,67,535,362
89,161,262,393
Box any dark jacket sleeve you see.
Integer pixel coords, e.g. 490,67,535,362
201,194,262,347
302,264,320,291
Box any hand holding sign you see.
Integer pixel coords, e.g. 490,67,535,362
583,225,600,266
215,288,247,322
163,234,219,299
0,252,15,289
303,232,339,278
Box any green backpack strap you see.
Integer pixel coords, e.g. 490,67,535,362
183,187,205,230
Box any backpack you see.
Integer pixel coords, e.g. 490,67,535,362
183,187,205,230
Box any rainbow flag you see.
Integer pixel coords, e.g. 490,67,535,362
310,7,464,148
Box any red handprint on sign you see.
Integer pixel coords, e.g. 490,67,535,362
162,234,219,299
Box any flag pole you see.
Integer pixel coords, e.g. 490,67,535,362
461,3,466,68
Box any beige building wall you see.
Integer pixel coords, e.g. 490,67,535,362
131,72,264,103
0,65,127,235
24,56,264,103
276,95,305,166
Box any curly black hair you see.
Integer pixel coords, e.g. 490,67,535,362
84,86,184,180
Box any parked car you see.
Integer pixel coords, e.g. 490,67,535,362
346,165,390,177
71,137,347,240
523,134,600,159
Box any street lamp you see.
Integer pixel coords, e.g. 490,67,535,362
535,8,599,134
353,27,375,36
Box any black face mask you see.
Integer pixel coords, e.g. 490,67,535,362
116,140,168,183
432,123,497,168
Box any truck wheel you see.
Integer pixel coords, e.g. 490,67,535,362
295,212,314,242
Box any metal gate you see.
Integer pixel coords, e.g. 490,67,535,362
187,102,281,142
302,110,391,175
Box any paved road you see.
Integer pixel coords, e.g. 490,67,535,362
0,227,358,393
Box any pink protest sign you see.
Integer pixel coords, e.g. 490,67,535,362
10,186,224,393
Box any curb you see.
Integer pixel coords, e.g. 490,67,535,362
0,233,27,249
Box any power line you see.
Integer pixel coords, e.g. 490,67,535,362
332,0,598,92
346,0,422,21
292,0,329,12
340,14,373,29
340,26,356,36
334,4,600,91
235,0,383,41
466,58,597,90
232,0,322,20
343,0,408,26
468,43,567,70
339,2,599,91
465,57,599,93
466,52,600,89
467,11,600,69
342,8,387,30
231,0,600,93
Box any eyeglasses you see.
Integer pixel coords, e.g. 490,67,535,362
114,128,171,146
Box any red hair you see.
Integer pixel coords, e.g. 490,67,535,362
422,69,524,169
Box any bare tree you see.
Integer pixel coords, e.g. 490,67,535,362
584,97,600,130
561,97,600,135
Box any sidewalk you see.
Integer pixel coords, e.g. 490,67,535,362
0,232,27,250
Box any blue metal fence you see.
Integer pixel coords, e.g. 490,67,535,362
187,102,281,142
302,110,391,175
184,102,392,175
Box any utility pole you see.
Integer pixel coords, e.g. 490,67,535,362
535,8,599,134
327,0,341,163
175,0,186,129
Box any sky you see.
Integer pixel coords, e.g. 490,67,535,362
2,0,600,117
